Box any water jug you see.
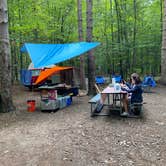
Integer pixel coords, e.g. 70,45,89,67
114,83,121,92
112,77,116,85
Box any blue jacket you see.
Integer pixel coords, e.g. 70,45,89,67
122,84,143,104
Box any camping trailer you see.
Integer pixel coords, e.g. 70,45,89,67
20,66,80,89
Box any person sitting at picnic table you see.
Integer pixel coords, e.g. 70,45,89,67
120,73,143,116
92,73,143,116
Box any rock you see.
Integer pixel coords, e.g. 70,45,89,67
4,150,9,154
155,121,164,126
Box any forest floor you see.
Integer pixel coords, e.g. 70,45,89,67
0,84,166,166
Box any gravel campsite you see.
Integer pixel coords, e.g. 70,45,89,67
0,84,166,166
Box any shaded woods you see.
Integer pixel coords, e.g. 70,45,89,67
8,0,162,80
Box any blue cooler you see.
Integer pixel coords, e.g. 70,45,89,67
66,96,72,106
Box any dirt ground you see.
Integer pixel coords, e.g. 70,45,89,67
0,84,166,166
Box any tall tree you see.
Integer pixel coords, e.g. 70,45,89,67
114,0,123,76
0,0,15,112
86,0,95,95
77,0,86,89
132,0,137,71
161,0,166,84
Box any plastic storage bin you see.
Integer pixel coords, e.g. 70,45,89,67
40,99,59,111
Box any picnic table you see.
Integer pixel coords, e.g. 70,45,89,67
89,86,127,116
101,86,127,114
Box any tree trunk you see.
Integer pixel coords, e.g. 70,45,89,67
160,0,166,84
77,0,86,90
121,0,130,78
104,1,110,75
86,0,95,95
114,0,123,76
0,0,15,112
132,0,137,72
110,0,115,74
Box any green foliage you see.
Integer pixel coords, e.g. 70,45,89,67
8,0,162,80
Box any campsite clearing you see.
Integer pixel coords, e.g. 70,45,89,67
0,84,166,165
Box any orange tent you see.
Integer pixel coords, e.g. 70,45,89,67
34,66,72,85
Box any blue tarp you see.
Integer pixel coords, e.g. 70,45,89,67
21,42,100,68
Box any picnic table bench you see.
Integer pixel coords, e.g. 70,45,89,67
88,94,100,114
88,93,112,116
129,102,143,117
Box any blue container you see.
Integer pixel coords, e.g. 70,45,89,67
66,96,72,106
57,96,72,109
58,97,66,109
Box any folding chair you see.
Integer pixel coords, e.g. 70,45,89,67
95,76,105,84
142,76,156,93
